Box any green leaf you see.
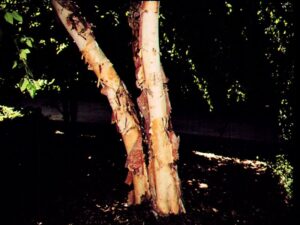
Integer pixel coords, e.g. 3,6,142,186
20,37,34,48
0,3,6,10
4,12,14,24
12,60,18,69
26,39,33,48
27,81,36,98
33,79,43,90
56,43,68,54
19,78,29,92
39,39,46,45
48,79,55,85
12,11,23,23
20,37,26,43
28,88,36,98
19,48,30,60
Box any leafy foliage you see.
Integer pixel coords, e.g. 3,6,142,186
4,10,22,24
0,0,66,98
256,1,295,142
159,23,214,112
269,154,293,201
17,77,60,98
0,104,23,121
226,80,246,104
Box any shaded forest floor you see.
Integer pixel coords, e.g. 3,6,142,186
2,112,296,225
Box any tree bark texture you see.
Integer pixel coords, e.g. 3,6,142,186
129,1,185,215
52,0,150,205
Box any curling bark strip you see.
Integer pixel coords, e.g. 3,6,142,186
52,0,150,205
139,1,185,215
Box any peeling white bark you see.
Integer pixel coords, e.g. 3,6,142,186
140,1,185,215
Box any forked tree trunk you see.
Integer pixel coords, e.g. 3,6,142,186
52,0,150,205
52,0,185,216
129,1,185,215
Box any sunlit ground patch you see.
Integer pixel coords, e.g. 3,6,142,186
192,151,267,172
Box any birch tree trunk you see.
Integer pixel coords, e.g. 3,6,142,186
52,0,150,205
130,1,185,215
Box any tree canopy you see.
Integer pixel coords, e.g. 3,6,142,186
0,0,295,144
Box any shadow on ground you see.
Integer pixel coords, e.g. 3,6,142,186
1,112,295,225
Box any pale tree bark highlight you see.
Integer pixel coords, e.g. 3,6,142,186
129,1,185,215
52,0,150,205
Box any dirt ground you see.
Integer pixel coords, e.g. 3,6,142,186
2,114,296,225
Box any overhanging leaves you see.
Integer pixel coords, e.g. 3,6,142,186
12,11,23,23
4,12,14,24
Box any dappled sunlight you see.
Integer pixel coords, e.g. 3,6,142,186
178,149,293,224
3,116,293,224
54,130,97,139
54,129,64,135
193,151,267,172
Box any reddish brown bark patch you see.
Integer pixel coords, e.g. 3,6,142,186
125,136,144,173
125,171,133,186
